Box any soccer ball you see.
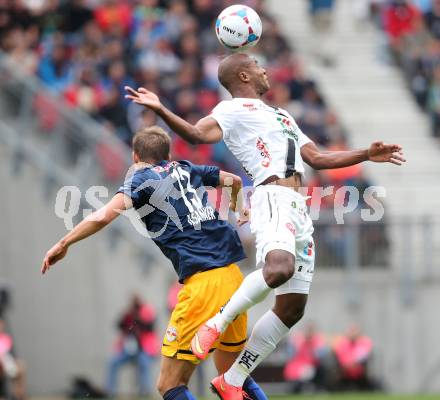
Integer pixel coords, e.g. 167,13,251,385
215,4,262,51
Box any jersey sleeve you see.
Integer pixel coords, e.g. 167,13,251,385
210,101,236,139
292,118,312,148
190,163,221,187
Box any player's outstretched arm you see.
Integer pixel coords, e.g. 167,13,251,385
124,86,223,144
301,141,406,170
41,193,132,274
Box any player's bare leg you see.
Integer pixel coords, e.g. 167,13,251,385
156,351,241,398
262,250,295,288
273,293,308,328
213,350,241,374
156,356,197,398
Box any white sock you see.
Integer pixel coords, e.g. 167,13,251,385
207,269,271,333
224,310,289,387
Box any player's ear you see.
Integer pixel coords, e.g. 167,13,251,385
167,152,172,161
133,151,140,163
238,71,250,83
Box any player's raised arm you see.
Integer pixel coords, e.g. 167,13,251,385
124,86,223,144
41,193,132,274
300,141,406,170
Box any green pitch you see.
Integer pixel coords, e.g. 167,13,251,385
270,395,439,400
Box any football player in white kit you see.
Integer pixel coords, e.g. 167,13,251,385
125,53,405,400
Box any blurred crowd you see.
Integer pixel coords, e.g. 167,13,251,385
0,0,372,197
282,323,381,393
370,0,440,137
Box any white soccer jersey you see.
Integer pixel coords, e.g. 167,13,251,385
211,98,312,186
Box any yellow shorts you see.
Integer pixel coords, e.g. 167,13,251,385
162,264,247,363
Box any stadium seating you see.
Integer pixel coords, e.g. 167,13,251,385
0,0,369,193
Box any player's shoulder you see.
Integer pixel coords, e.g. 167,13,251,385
176,160,220,182
132,161,182,182
274,105,294,119
152,159,210,174
171,160,205,175
131,165,158,180
212,98,248,114
175,160,216,174
124,166,160,191
272,105,302,127
173,160,193,170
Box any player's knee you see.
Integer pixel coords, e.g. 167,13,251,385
275,302,305,328
156,377,167,396
156,380,171,397
264,251,295,288
156,376,189,397
289,306,305,325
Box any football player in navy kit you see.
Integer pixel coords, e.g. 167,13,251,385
41,126,267,400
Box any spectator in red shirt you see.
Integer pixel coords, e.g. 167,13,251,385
332,324,378,391
94,0,132,36
383,0,421,51
283,322,328,393
106,294,159,396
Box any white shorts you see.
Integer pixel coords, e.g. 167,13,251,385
250,185,315,295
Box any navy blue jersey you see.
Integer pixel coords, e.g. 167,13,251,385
117,160,246,282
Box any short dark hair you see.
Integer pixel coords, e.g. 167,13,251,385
132,126,171,163
218,53,253,92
